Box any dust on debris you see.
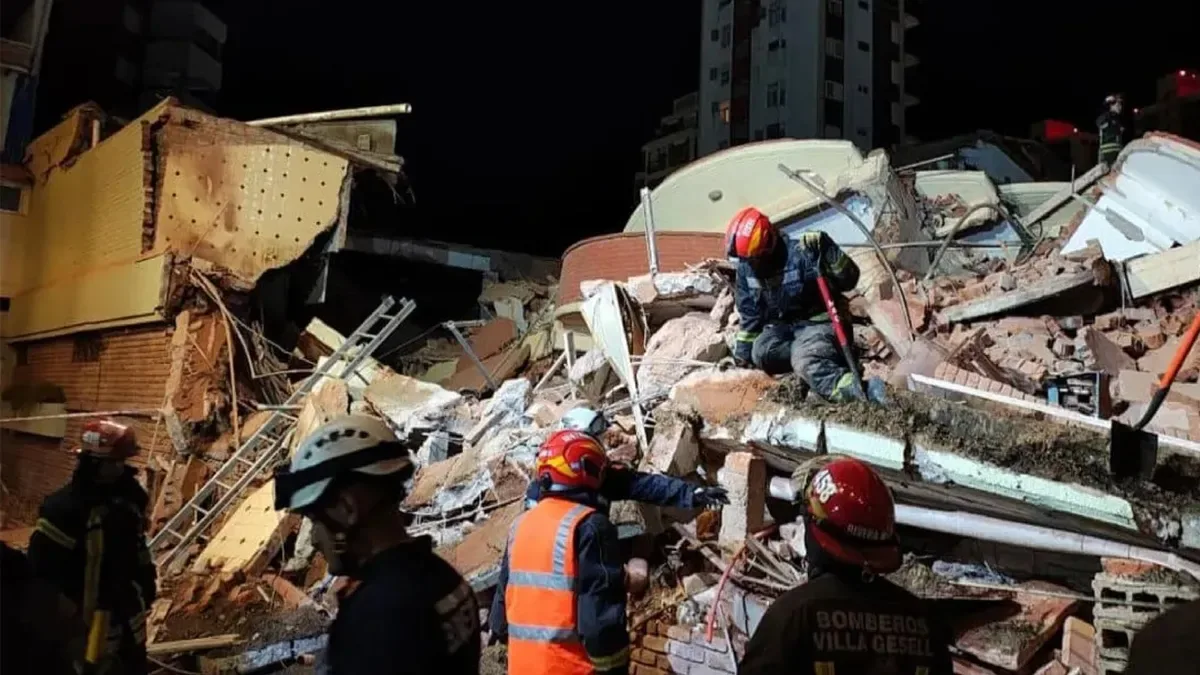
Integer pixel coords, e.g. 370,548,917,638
480,644,507,675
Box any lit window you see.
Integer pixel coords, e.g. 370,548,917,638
719,100,731,124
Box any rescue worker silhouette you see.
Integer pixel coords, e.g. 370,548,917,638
726,207,886,403
1097,94,1129,167
491,430,631,675
274,415,480,675
1,541,86,675
27,419,156,675
523,407,729,511
740,457,953,675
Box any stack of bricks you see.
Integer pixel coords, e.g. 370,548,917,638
630,621,736,675
1091,558,1200,674
932,361,1040,402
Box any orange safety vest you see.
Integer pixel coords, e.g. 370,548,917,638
505,497,597,675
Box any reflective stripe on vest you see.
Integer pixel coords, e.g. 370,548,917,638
505,498,596,675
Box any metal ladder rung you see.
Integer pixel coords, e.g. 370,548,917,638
150,296,415,570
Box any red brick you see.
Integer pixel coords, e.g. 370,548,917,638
641,635,670,653
632,665,669,675
1093,311,1125,332
1061,616,1097,675
633,648,659,666
559,232,724,305
966,373,983,389
1101,557,1159,578
986,379,1005,393
958,281,994,302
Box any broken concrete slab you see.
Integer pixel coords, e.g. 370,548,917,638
474,378,532,446
940,268,1102,324
954,580,1079,672
364,371,464,438
290,378,349,454
669,369,779,425
443,342,531,394
437,501,524,590
1116,369,1200,406
192,481,299,577
636,313,728,400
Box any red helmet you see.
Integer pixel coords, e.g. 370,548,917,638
536,430,608,493
78,419,138,461
804,457,900,573
725,206,777,260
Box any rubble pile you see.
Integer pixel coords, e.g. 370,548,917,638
56,134,1200,673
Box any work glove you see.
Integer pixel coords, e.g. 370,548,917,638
692,486,730,510
716,356,746,371
800,231,824,254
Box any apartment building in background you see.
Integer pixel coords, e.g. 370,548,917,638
1134,70,1200,141
698,0,920,156
141,0,226,112
635,92,699,192
32,0,224,134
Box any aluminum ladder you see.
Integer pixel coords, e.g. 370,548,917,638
150,296,416,570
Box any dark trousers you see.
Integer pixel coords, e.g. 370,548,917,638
750,322,855,401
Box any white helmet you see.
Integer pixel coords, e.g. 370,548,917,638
560,406,607,438
274,414,414,512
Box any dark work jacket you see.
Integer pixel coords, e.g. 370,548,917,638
523,465,697,511
490,491,629,675
1,543,83,675
740,572,954,675
1097,110,1127,162
328,537,480,675
27,464,155,673
734,232,860,362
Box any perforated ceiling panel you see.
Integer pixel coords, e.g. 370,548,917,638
154,112,351,285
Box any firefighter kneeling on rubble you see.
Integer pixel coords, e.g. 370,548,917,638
523,407,729,511
740,457,953,675
491,430,632,675
27,419,156,675
274,415,480,675
726,207,886,403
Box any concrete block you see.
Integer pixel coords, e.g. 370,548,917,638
668,639,707,663
705,649,737,673
662,654,691,673
824,422,908,471
695,634,727,653
1097,656,1127,675
1094,617,1140,662
725,584,773,637
637,314,728,400
717,452,767,548
1091,573,1199,622
647,419,701,476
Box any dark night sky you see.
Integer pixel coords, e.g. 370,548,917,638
207,1,1196,258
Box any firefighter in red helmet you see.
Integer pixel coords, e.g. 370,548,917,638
740,458,953,675
491,430,631,675
27,419,156,675
725,206,885,403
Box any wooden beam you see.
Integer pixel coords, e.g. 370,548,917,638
939,269,1096,324
147,634,242,655
1124,240,1200,299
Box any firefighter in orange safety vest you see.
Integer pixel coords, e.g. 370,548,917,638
489,430,631,675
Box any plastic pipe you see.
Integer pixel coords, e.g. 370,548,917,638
894,504,1200,581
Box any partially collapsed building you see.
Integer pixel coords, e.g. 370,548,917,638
2,107,1199,675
